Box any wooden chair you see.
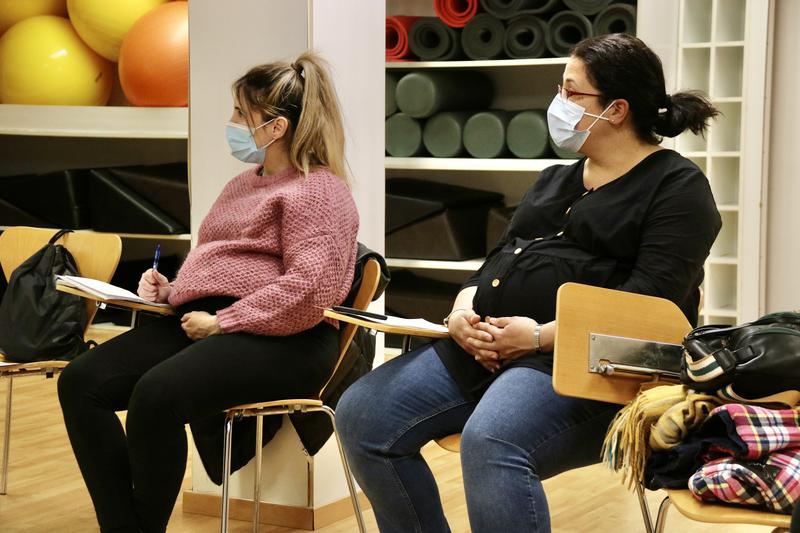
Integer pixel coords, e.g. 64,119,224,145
553,282,791,532
0,226,122,495
219,258,382,533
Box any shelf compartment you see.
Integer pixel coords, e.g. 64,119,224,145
677,131,708,153
709,156,740,205
385,257,484,271
710,102,741,152
0,104,188,139
710,210,738,259
682,0,712,43
386,57,569,69
680,48,711,94
712,46,744,98
688,156,708,174
714,0,746,42
385,157,575,172
706,263,738,312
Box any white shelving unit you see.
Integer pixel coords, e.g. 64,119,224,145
667,0,771,325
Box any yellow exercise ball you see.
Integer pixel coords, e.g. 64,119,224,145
67,0,168,61
0,16,113,105
0,0,67,36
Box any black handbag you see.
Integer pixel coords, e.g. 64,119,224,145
681,312,800,398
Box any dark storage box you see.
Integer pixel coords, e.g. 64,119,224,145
486,204,516,252
89,167,188,235
0,169,90,228
107,163,190,229
386,179,503,260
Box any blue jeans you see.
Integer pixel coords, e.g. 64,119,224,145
336,345,619,533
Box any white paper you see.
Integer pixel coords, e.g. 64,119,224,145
55,275,171,308
333,309,448,334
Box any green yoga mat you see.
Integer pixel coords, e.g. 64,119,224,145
463,110,512,159
503,15,548,59
461,13,505,60
479,0,564,19
396,71,493,119
423,111,473,158
507,110,550,158
563,0,613,15
386,113,425,157
593,4,637,35
549,136,580,159
408,17,462,61
386,72,400,117
546,11,593,57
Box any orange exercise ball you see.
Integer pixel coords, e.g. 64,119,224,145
0,15,113,105
118,1,188,107
0,0,67,36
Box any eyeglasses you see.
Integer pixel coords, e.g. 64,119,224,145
557,84,602,100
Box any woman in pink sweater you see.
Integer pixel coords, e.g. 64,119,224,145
58,53,359,533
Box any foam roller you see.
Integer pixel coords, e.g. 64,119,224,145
423,111,474,158
386,72,400,117
464,110,512,158
479,0,564,19
507,110,550,158
386,113,425,157
563,0,613,15
396,71,493,119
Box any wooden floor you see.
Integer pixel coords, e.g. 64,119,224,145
1,375,776,532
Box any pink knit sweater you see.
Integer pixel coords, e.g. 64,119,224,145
168,165,359,336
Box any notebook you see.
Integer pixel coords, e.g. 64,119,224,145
55,275,172,308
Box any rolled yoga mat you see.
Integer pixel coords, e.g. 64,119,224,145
409,17,463,61
463,110,512,158
479,0,564,19
506,110,551,158
386,113,425,157
461,13,506,60
435,0,480,28
386,16,420,61
396,71,493,119
563,0,613,16
593,4,637,36
386,72,400,117
546,11,593,57
549,136,580,159
503,15,548,59
423,111,474,158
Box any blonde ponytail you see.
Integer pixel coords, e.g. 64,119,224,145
231,52,349,185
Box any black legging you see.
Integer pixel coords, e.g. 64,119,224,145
57,298,338,533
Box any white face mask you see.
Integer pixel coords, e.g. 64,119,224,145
547,94,613,153
225,118,276,165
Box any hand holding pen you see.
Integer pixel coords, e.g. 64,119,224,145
137,243,171,303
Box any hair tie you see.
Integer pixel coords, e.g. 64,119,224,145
658,93,672,115
292,62,305,79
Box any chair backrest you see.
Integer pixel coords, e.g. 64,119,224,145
318,257,382,398
0,226,122,329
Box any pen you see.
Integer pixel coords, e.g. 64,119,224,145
152,244,161,272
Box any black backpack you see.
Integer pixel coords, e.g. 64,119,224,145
0,229,92,362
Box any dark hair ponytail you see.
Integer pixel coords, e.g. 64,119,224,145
571,33,719,144
653,90,719,138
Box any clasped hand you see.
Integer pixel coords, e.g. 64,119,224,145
449,310,538,373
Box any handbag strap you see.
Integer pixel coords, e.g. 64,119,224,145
48,229,74,245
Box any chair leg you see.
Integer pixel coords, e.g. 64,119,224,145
635,481,655,533
220,412,234,533
320,406,367,533
1,377,13,496
654,496,672,533
252,415,263,533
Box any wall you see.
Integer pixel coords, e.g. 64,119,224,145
765,0,800,312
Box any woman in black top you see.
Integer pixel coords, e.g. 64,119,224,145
337,34,721,533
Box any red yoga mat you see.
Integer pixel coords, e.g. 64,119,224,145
434,0,480,28
386,16,420,61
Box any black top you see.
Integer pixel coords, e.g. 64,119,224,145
434,150,722,400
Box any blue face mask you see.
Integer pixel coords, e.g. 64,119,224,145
225,119,275,164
